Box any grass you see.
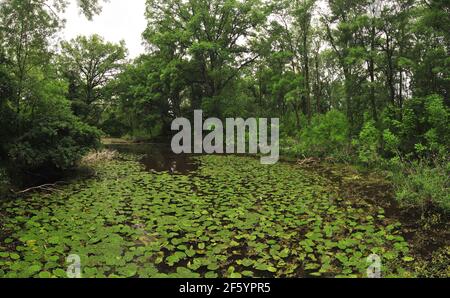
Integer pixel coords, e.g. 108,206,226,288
389,158,449,213
81,149,119,165
0,153,416,278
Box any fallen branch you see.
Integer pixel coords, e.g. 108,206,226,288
12,181,66,194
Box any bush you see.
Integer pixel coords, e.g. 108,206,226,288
297,110,350,158
100,113,130,138
7,86,100,174
353,119,380,165
382,95,449,158
388,158,449,213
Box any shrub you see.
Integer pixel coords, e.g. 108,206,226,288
297,110,350,158
382,129,401,156
100,113,130,138
381,95,449,158
7,90,100,173
353,119,380,165
0,54,16,161
389,158,450,213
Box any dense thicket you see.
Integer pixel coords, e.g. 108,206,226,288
0,0,105,178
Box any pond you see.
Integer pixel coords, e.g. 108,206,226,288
107,143,198,174
0,143,419,278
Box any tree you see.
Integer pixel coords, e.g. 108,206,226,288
269,0,316,126
410,0,450,101
0,0,107,117
321,0,376,131
0,52,15,161
0,0,103,178
105,54,175,139
7,76,100,176
143,0,269,117
59,35,127,126
0,0,60,127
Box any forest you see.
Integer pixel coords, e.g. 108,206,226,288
0,0,448,278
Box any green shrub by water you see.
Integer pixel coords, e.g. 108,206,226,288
290,110,351,159
7,95,100,173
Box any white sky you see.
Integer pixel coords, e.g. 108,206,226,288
60,0,147,58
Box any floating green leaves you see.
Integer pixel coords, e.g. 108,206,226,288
0,154,412,278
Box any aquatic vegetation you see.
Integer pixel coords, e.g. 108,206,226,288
0,155,413,278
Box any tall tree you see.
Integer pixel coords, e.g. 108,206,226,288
322,0,385,130
0,0,59,122
0,0,107,126
292,0,316,123
144,0,269,116
0,0,102,174
60,35,127,125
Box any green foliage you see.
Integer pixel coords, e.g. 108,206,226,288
0,0,449,279
0,1,102,180
8,99,100,172
59,34,127,126
76,0,105,20
353,119,380,165
382,95,449,158
105,55,173,139
0,154,412,278
0,54,16,161
99,113,129,138
297,110,350,158
138,0,269,122
389,158,450,213
382,129,401,156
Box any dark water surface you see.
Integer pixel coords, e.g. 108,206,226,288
106,143,198,174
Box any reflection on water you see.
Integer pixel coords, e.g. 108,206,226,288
106,143,198,174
